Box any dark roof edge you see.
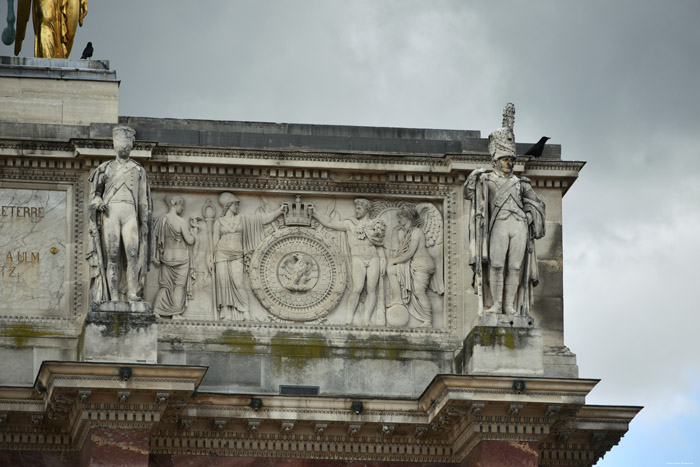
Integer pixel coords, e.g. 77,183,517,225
118,116,481,141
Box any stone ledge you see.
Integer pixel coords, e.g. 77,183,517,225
0,56,116,81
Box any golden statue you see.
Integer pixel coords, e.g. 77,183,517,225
13,0,88,58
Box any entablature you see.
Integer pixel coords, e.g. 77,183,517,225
0,137,584,191
0,363,639,465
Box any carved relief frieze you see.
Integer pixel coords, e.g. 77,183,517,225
0,138,580,336
145,191,450,331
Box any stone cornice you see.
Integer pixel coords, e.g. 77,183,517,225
36,362,208,390
419,375,600,411
0,138,584,182
0,363,634,465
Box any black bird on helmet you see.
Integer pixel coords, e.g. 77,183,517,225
524,136,550,158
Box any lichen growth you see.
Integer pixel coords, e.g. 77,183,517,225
0,324,62,348
269,333,330,372
347,336,408,361
504,329,516,349
202,330,411,374
204,330,258,354
478,326,492,346
473,326,518,350
113,314,120,337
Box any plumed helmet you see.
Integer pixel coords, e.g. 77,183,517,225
488,103,517,161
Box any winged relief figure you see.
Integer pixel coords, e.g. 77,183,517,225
385,203,444,327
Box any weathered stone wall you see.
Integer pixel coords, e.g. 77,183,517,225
0,57,118,125
0,60,581,397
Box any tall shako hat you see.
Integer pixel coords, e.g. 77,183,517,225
488,102,517,161
112,125,136,140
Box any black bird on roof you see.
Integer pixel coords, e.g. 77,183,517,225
81,42,93,60
524,136,550,158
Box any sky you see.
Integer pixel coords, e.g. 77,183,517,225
5,1,700,465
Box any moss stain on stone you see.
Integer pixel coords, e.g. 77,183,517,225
113,314,120,337
347,336,408,361
0,324,63,348
473,327,517,350
205,330,257,354
504,329,516,350
479,327,492,346
270,333,331,372
203,330,411,374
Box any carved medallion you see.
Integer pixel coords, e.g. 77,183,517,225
278,252,319,292
250,227,346,322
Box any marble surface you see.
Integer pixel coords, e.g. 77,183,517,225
145,193,446,329
0,188,67,313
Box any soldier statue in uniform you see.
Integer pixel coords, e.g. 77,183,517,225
464,103,546,317
88,125,153,303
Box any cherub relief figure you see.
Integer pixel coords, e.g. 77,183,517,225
212,192,285,321
152,195,198,319
313,198,386,325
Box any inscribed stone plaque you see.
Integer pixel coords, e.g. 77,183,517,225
0,188,68,313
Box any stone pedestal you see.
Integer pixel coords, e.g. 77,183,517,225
0,56,118,125
459,316,544,377
81,302,157,364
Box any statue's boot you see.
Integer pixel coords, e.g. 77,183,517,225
485,268,503,313
106,262,119,301
504,269,521,315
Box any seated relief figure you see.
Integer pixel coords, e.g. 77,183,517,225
152,196,199,319
212,192,285,321
386,205,436,327
313,199,386,326
464,103,546,317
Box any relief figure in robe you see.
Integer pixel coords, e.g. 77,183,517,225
386,205,436,327
152,195,197,319
212,192,285,321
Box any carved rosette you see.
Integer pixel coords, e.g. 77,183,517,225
250,227,346,322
